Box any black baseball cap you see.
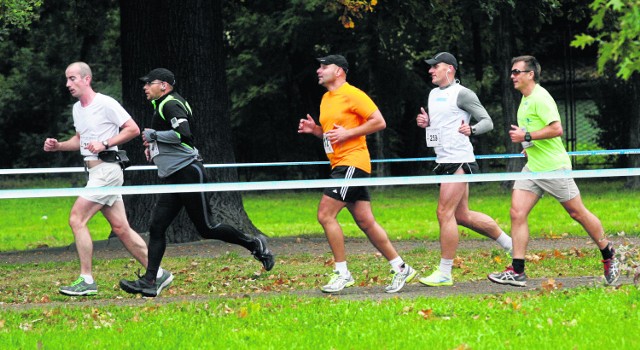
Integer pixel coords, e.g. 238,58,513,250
316,55,349,72
140,68,176,85
425,52,458,70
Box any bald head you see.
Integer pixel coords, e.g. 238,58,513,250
67,62,92,79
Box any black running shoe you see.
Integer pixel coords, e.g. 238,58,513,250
120,270,174,297
252,234,275,271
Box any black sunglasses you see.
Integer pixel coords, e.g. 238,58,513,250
510,69,532,76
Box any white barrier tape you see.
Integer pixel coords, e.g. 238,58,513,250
3,148,640,176
1,167,639,199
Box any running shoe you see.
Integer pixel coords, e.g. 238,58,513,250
320,271,355,293
385,264,417,293
603,243,620,285
419,269,453,287
119,269,174,297
59,276,97,296
252,234,275,271
487,266,527,287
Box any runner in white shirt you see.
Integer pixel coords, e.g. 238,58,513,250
43,62,153,296
416,52,513,287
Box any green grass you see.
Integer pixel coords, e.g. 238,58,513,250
0,248,638,349
2,176,639,349
1,287,638,349
1,179,639,252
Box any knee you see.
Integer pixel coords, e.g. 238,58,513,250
316,209,335,227
509,207,527,223
436,207,454,224
354,219,371,232
454,212,471,227
109,223,130,237
68,214,85,232
567,209,584,223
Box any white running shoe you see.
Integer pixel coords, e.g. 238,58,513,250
321,271,355,293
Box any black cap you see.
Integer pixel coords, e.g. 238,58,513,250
425,52,458,70
140,68,176,85
316,55,349,72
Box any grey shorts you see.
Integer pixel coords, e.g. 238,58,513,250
513,165,580,203
82,162,124,206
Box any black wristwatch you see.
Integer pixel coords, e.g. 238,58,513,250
102,140,109,148
524,132,532,142
470,126,476,135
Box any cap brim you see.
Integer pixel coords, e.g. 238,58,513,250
425,59,438,65
139,76,152,82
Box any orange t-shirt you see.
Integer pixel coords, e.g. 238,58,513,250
319,82,378,173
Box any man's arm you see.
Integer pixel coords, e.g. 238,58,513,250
509,121,563,143
110,119,141,146
43,133,81,152
325,109,386,144
457,88,493,135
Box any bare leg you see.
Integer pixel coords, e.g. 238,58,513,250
68,197,104,276
561,195,609,249
436,180,467,259
347,200,399,261
509,189,539,259
317,195,348,262
101,200,148,267
455,185,505,240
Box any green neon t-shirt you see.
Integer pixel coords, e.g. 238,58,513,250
517,85,571,172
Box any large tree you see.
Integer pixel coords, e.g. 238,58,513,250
571,0,640,188
119,0,260,242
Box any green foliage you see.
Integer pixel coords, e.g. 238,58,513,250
0,1,121,168
0,0,43,38
571,0,640,80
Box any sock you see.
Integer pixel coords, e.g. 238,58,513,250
156,267,164,279
389,256,404,273
600,245,613,260
335,261,348,276
438,258,453,276
512,259,525,274
496,232,513,251
80,274,94,284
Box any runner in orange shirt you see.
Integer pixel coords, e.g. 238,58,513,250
298,54,416,294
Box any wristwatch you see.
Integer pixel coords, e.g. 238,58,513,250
102,140,109,148
470,126,477,135
524,132,532,142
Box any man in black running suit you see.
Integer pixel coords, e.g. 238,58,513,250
119,68,275,297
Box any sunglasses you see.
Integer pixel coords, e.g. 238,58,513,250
510,69,532,76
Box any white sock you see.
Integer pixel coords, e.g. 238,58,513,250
496,232,513,251
335,261,349,276
389,256,404,273
80,274,94,284
156,267,164,279
438,259,454,276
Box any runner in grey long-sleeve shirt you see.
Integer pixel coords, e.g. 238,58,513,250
416,52,513,287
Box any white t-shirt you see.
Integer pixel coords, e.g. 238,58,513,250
427,83,475,163
72,93,131,160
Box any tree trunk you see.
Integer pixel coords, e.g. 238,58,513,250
119,0,261,242
626,74,640,189
496,7,524,189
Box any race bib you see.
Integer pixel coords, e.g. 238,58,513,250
425,127,442,147
79,135,96,156
323,133,334,154
149,141,160,159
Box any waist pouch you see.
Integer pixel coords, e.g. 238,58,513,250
98,150,131,170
